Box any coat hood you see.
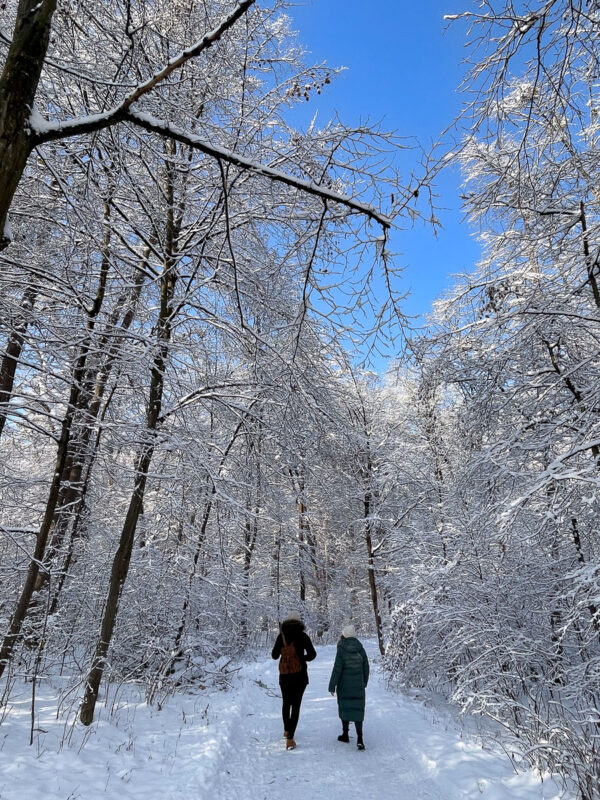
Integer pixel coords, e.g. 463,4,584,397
339,636,362,653
281,619,306,636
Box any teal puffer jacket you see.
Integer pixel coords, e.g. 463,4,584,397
328,637,370,722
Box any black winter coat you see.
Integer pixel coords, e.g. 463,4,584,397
272,620,316,688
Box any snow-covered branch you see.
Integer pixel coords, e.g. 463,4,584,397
115,0,256,114
34,110,391,229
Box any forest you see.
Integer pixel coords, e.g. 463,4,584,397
0,2,599,798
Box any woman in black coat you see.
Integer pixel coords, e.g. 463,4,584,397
272,611,316,749
328,623,369,749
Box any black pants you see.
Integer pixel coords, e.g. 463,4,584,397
342,719,364,742
281,682,306,738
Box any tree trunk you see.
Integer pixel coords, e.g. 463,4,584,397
298,497,307,604
580,201,600,311
0,285,37,440
570,517,600,639
170,408,256,662
48,387,115,617
291,467,328,637
272,525,282,623
79,279,173,723
240,507,258,641
43,262,145,574
0,253,111,678
0,0,58,247
353,387,385,655
364,482,385,656
240,420,262,641
79,148,178,725
78,439,158,725
0,368,82,679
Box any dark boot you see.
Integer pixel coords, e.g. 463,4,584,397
355,721,365,749
338,720,350,742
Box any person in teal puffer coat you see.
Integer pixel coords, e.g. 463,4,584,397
328,623,370,750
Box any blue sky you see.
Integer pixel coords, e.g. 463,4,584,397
285,0,481,327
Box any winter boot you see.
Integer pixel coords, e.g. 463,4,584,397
355,721,364,749
283,731,289,739
338,720,350,742
286,737,296,750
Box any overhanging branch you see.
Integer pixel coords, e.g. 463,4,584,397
36,109,391,229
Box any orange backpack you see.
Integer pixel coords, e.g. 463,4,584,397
279,631,303,675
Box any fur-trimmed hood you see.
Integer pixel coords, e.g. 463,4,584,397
281,618,305,641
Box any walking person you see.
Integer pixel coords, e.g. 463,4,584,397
328,623,369,750
272,611,317,750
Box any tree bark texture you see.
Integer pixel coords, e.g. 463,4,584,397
364,481,385,657
0,285,37,440
0,0,57,247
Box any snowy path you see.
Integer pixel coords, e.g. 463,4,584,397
200,643,568,800
0,642,571,800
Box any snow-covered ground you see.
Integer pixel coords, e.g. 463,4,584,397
0,642,573,800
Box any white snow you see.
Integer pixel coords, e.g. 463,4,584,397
27,106,53,136
0,642,572,800
1,217,13,244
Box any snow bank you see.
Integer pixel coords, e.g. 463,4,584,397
0,642,572,799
